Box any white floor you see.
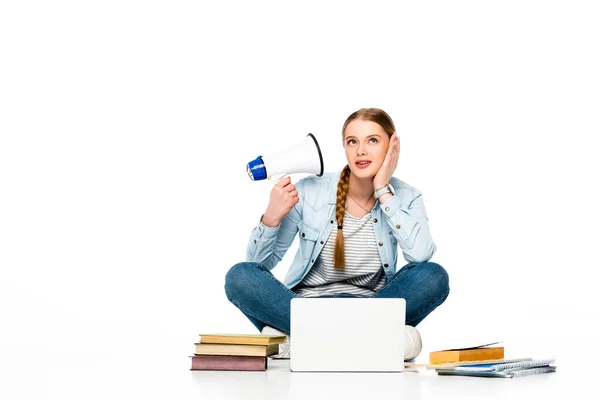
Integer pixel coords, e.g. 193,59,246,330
17,327,595,400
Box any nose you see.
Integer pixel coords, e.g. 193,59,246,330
356,142,367,156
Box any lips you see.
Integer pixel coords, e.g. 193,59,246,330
355,160,371,169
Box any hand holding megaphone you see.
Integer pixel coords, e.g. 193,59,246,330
261,176,299,227
246,133,324,184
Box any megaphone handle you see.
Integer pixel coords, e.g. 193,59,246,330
268,173,288,185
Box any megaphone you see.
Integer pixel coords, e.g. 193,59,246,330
246,133,324,181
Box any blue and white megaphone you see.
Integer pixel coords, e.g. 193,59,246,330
246,133,324,181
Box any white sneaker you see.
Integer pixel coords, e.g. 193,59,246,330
404,325,422,361
261,325,291,359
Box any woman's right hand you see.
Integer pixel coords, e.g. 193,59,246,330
262,176,299,227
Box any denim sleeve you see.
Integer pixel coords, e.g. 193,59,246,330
245,180,304,270
380,190,437,264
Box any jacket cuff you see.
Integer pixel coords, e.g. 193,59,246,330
257,214,280,239
380,194,403,216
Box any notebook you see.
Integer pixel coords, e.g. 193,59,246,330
290,297,406,372
436,359,557,378
437,366,557,378
452,359,555,372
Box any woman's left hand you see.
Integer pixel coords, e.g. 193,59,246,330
373,132,400,188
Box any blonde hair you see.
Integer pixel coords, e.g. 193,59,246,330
333,108,396,270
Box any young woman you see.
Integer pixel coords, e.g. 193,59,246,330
225,108,450,360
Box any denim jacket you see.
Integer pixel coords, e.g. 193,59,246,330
246,168,437,289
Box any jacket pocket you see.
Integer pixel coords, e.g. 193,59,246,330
298,222,320,260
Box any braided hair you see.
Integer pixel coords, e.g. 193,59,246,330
333,165,351,270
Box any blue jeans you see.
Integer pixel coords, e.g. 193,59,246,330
224,261,450,335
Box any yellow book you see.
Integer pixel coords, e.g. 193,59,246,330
430,346,504,364
199,333,287,346
194,343,280,357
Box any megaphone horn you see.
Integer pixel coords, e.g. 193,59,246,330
246,133,324,181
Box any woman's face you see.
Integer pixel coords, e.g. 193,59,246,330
343,119,391,180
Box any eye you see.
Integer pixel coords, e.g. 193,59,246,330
347,139,356,145
369,138,378,143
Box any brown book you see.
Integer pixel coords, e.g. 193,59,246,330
430,346,505,364
190,355,267,371
194,342,279,357
199,333,287,346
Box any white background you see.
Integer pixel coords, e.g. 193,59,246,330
1,1,599,398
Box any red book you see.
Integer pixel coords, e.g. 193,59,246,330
190,355,268,371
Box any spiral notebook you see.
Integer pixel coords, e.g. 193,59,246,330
436,359,557,378
437,366,556,378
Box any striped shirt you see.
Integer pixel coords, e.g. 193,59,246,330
292,210,387,298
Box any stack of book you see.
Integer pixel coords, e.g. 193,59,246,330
405,341,557,378
190,333,287,371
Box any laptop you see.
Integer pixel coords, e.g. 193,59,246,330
290,297,405,372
